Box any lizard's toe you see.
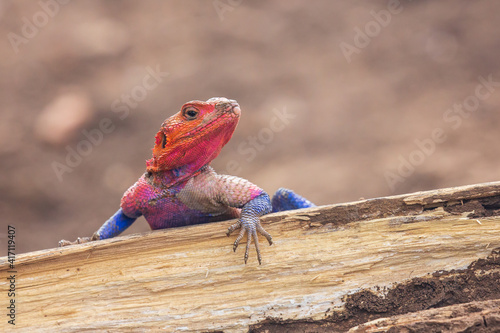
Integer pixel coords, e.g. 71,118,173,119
58,237,93,247
257,224,273,246
232,227,246,252
226,220,242,237
58,239,72,247
244,230,254,264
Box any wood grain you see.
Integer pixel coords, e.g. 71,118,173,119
1,181,500,332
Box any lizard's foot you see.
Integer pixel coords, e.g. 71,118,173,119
58,233,99,247
226,220,273,265
58,237,92,247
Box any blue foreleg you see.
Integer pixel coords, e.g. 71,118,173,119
96,208,136,239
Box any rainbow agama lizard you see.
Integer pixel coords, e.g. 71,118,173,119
59,97,315,264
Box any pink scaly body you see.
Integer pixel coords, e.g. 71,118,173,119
120,165,262,230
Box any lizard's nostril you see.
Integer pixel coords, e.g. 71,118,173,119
232,105,241,116
218,101,241,116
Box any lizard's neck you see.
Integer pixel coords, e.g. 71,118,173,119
147,164,210,188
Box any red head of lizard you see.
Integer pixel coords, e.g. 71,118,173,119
146,97,241,173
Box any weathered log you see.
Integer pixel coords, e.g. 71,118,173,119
1,181,500,332
349,299,500,332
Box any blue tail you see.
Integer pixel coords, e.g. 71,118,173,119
271,188,316,213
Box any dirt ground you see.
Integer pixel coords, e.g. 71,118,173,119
1,0,500,255
250,248,500,332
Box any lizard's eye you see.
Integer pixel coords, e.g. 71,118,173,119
182,107,199,120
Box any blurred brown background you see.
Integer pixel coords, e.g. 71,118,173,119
1,0,499,254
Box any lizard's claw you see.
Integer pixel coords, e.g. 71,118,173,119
226,219,273,265
58,233,100,247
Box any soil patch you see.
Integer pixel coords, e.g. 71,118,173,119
250,248,500,333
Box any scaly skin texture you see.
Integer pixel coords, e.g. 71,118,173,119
59,97,315,264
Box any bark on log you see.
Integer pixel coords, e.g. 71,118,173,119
349,299,500,332
1,181,500,332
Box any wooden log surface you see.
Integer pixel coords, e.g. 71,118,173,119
1,181,500,332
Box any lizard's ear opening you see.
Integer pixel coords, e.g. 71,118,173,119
154,131,168,149
160,132,167,149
